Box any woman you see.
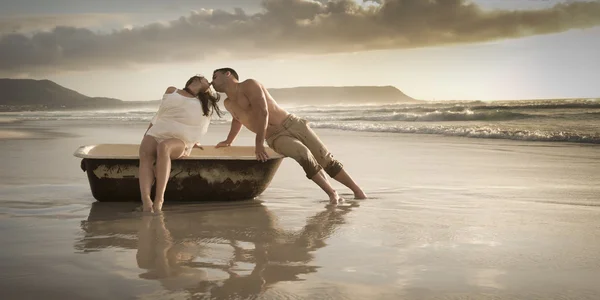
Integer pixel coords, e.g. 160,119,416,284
139,75,223,213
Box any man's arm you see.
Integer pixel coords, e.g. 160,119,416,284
216,98,243,148
245,79,268,143
244,79,269,162
222,118,243,145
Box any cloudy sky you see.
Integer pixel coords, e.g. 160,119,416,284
1,0,599,101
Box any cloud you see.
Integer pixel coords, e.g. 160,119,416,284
1,0,600,75
0,14,130,35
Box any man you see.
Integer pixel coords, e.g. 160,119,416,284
211,67,367,204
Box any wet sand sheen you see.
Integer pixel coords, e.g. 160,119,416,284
2,199,600,299
0,119,600,299
0,129,33,139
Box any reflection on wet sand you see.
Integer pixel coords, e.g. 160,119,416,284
75,201,359,299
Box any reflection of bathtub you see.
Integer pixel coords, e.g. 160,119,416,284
73,144,284,202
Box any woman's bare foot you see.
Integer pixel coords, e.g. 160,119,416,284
141,215,153,227
153,198,165,212
142,197,154,213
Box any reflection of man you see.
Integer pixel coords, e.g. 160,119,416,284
210,67,367,204
190,203,359,298
79,202,358,299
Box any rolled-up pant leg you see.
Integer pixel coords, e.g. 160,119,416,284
287,118,344,178
267,134,322,179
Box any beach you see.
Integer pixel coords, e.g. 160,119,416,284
1,117,600,299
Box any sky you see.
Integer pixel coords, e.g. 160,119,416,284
0,0,599,101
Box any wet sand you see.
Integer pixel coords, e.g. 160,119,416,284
1,119,600,299
0,118,31,139
0,130,33,139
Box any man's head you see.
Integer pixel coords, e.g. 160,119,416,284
211,68,239,93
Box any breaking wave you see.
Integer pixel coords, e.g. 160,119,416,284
309,122,600,144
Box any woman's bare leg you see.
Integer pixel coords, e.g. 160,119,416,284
154,139,186,212
139,135,158,212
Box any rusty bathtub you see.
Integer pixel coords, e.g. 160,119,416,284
74,144,284,202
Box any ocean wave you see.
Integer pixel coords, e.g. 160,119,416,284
289,99,600,113
305,110,532,122
18,116,232,125
6,110,233,123
481,99,600,109
583,111,600,116
371,110,531,122
309,122,600,144
288,101,600,122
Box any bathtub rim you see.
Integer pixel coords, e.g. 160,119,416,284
73,144,285,161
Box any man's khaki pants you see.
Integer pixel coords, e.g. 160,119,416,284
266,114,343,179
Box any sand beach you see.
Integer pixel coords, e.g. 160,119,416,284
1,116,599,299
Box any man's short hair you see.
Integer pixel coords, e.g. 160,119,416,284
214,68,239,80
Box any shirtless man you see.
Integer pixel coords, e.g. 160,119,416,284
211,68,367,204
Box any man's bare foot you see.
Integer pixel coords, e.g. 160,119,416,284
328,192,344,205
354,190,368,199
153,198,164,212
142,198,154,213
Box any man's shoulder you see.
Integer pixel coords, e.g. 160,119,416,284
240,78,262,88
240,79,265,97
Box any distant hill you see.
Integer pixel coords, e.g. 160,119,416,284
0,78,123,110
0,79,419,111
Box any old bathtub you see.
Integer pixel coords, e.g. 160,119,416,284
74,144,284,202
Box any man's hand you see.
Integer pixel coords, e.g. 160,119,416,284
255,144,269,162
216,140,231,148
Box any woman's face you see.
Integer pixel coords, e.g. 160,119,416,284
190,76,211,92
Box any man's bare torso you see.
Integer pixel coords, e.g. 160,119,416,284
223,80,290,138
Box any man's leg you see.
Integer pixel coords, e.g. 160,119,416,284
311,170,343,204
332,170,367,199
269,135,343,204
292,119,367,199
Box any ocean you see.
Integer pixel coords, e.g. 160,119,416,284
3,98,599,144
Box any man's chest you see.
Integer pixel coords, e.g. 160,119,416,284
225,96,251,113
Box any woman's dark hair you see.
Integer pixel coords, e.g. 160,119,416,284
184,76,223,118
